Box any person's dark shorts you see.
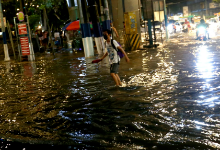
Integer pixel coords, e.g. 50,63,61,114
110,63,119,74
42,38,48,44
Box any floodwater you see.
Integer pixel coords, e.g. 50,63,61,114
1,30,220,149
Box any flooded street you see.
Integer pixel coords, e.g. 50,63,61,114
1,30,220,149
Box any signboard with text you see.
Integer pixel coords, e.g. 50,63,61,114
20,37,30,55
18,23,28,35
210,3,220,9
183,6,188,17
14,14,35,61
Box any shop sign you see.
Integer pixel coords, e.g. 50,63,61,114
20,37,30,55
210,3,220,9
18,23,27,35
183,6,188,17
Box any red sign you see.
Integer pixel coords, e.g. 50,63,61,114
20,37,30,55
18,23,27,35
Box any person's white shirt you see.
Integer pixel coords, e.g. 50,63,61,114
65,32,70,41
54,32,60,37
105,40,120,64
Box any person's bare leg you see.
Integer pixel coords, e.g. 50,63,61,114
111,73,120,86
115,74,122,86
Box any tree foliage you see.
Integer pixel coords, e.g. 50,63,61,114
28,14,40,31
2,1,17,23
29,0,69,29
2,0,69,30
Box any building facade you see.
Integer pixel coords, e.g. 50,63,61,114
169,0,220,17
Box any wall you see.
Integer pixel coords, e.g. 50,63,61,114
111,0,124,30
184,0,220,17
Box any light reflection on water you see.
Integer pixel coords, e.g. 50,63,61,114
196,46,219,108
1,32,220,149
196,46,213,79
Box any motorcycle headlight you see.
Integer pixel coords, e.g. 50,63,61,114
168,24,173,30
199,27,206,34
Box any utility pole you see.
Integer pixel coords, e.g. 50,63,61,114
205,0,208,17
148,21,153,46
103,0,111,31
20,0,24,12
20,0,27,15
77,0,94,57
88,0,104,55
0,0,10,61
164,0,168,40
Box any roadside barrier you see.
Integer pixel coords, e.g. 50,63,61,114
124,34,140,51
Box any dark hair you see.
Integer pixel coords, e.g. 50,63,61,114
200,19,205,24
103,29,112,34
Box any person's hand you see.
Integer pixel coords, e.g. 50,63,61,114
126,58,130,63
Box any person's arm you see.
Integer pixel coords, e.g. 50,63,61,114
112,27,119,38
100,52,108,61
117,46,130,63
